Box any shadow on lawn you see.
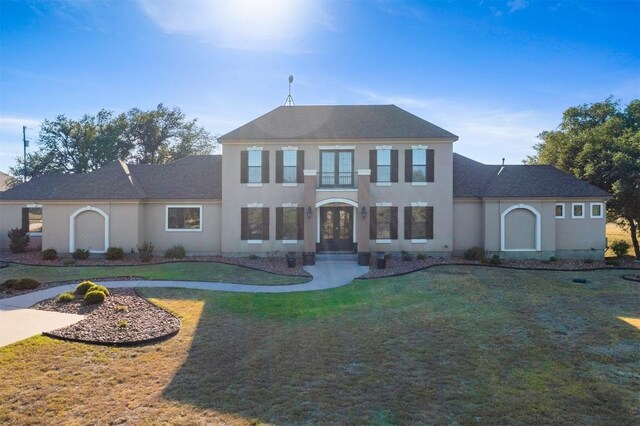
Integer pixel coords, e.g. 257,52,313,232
158,268,640,425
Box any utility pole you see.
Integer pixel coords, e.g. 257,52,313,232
23,126,29,182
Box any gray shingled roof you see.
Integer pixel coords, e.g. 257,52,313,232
0,156,222,201
453,153,611,198
219,105,459,141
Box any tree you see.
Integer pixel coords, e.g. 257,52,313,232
527,97,640,258
8,104,218,186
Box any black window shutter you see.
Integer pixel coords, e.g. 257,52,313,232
297,150,304,183
390,207,398,240
275,151,283,184
240,208,248,240
240,151,248,184
426,206,434,239
21,208,29,233
369,206,377,239
275,207,283,240
262,207,270,240
261,151,269,183
369,150,377,183
391,149,398,182
297,207,305,240
427,149,435,182
405,150,413,182
404,207,412,240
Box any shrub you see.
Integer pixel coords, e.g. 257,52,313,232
7,228,30,253
91,285,110,297
41,248,58,260
115,305,128,312
2,279,18,290
106,247,124,261
464,246,485,261
549,256,557,262
63,258,76,266
401,251,414,261
84,290,106,304
611,240,631,259
416,253,426,261
75,280,96,295
248,254,259,260
489,255,502,265
56,292,75,303
72,248,90,260
14,278,40,290
164,244,186,259
117,319,128,328
138,241,154,263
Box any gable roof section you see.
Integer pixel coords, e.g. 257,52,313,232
0,156,222,201
453,153,611,198
219,105,458,141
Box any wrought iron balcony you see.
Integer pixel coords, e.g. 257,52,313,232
318,171,358,189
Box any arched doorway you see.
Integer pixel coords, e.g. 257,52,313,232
500,204,541,252
315,198,357,253
69,206,109,253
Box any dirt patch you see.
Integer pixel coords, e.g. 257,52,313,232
33,288,180,345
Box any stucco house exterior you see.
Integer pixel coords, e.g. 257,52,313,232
0,105,611,261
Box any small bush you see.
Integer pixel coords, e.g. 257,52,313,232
2,279,18,290
117,319,128,328
91,284,110,297
75,280,96,295
248,254,259,260
138,241,154,263
416,253,426,261
549,256,557,262
610,240,631,259
115,305,128,312
464,246,485,261
401,251,414,261
41,248,58,260
164,244,186,259
14,278,40,290
56,292,75,303
489,255,502,265
84,290,106,304
63,258,76,266
7,228,30,253
106,247,124,261
72,248,90,260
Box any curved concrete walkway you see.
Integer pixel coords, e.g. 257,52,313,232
0,261,369,347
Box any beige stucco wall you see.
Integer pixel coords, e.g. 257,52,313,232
452,200,483,252
503,208,536,250
0,202,42,250
74,210,106,252
221,139,455,254
555,201,607,253
141,200,222,254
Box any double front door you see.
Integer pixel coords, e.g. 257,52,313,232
319,206,354,252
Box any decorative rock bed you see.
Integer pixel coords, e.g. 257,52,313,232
33,288,180,346
622,274,640,282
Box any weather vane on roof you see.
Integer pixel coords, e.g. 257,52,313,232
284,75,295,106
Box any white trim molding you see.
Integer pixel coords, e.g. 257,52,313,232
555,203,565,219
69,206,109,254
375,202,392,207
280,146,299,151
571,203,585,219
357,169,371,176
411,201,428,207
319,145,356,150
247,146,263,151
590,202,604,218
282,202,299,208
376,145,393,150
315,198,358,208
247,203,264,208
411,145,428,150
303,169,317,176
165,205,203,232
500,204,541,252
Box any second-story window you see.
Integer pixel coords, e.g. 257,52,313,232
320,150,353,187
241,149,269,184
405,148,434,183
248,150,262,183
283,150,297,183
377,149,391,182
412,149,427,182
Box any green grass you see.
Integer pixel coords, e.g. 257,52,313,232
0,266,638,425
0,262,309,286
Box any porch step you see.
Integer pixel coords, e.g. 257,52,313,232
315,253,358,262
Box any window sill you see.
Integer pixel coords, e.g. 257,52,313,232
590,215,604,219
247,183,263,188
375,239,392,244
28,232,43,237
282,183,298,187
571,216,585,219
165,228,202,232
411,182,428,187
282,240,298,244
247,240,263,244
375,182,391,187
555,216,565,219
411,239,427,244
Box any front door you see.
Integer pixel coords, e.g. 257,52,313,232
319,207,354,252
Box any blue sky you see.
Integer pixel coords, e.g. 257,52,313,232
0,0,638,173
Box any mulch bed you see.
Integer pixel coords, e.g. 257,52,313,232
622,274,640,282
33,288,180,346
0,250,309,277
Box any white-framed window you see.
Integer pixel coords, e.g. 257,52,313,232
590,202,604,218
282,150,297,184
571,203,585,219
412,149,427,183
377,149,391,183
166,205,202,231
22,205,43,235
248,150,262,184
555,203,565,219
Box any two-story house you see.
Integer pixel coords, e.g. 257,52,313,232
0,104,611,262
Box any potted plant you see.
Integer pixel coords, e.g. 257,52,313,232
303,252,316,265
357,251,371,266
376,252,386,269
286,252,297,268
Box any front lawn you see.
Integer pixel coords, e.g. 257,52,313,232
0,266,638,424
0,262,309,286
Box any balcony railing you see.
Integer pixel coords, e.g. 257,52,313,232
318,171,357,189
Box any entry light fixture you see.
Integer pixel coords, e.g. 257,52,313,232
307,206,312,219
361,206,367,219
